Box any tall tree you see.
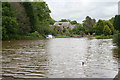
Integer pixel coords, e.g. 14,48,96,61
11,2,31,35
113,15,120,32
103,25,112,36
2,2,19,40
94,20,104,35
104,21,114,34
22,2,51,34
82,16,96,34
109,17,114,24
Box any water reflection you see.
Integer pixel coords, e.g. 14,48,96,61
2,39,49,78
2,38,118,78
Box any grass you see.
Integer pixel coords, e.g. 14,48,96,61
95,35,113,39
55,35,82,38
55,35,114,39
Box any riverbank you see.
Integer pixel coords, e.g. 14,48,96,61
55,35,82,38
55,35,114,39
3,34,114,41
94,35,113,39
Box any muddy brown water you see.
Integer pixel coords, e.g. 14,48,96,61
2,38,118,78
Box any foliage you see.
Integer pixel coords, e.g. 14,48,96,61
113,33,120,47
71,20,77,25
95,35,113,39
104,21,115,34
50,30,57,36
94,19,104,35
22,2,51,33
2,2,52,40
82,16,96,34
47,17,56,25
113,15,120,32
59,19,70,22
72,24,85,35
109,17,114,24
103,25,112,36
94,20,114,35
11,2,31,35
2,2,19,40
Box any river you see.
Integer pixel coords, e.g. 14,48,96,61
2,38,118,78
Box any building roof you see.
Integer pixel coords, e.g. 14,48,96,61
54,22,71,27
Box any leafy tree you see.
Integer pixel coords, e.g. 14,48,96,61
71,20,77,25
2,2,52,40
94,20,104,35
72,24,85,35
109,17,114,24
2,2,19,40
113,15,120,32
22,2,51,34
59,19,70,22
11,2,31,35
82,16,96,34
47,17,56,25
113,33,120,47
103,25,112,36
104,21,114,34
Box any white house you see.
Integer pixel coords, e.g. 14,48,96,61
53,22,78,29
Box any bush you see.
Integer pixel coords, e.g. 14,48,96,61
103,25,112,36
113,33,120,47
50,30,57,36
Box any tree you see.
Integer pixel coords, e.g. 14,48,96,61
2,2,19,40
11,2,31,35
109,17,114,24
104,21,114,34
113,15,120,32
94,20,104,35
59,19,70,22
47,17,56,25
22,2,51,34
2,2,52,40
103,25,112,36
71,20,77,25
82,16,96,34
113,33,120,47
72,24,85,35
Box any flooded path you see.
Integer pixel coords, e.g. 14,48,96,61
2,38,118,78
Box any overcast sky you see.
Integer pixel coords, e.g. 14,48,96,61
44,0,119,23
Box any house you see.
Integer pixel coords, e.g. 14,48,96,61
53,22,78,29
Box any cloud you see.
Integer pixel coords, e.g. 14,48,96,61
44,0,119,23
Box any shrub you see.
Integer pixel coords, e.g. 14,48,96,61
103,25,112,36
113,33,120,47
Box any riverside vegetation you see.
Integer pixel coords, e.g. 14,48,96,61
2,2,120,49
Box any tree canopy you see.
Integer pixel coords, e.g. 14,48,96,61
2,2,52,40
113,15,120,32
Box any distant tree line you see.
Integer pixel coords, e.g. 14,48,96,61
57,15,120,48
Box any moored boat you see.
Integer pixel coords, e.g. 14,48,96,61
46,35,55,39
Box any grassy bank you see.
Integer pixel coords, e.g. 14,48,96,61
55,35,82,38
94,35,113,39
3,32,46,41
55,35,114,39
